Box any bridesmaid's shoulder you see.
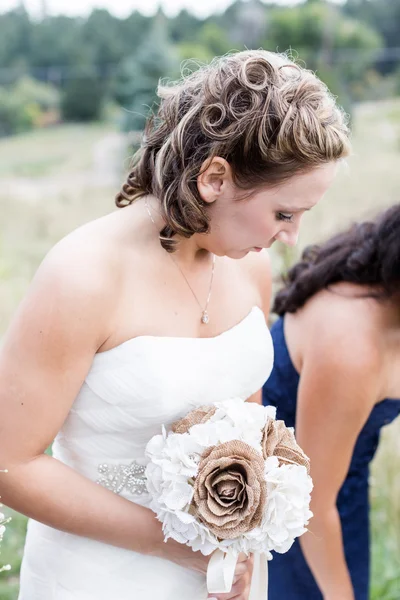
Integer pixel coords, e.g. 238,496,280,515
297,287,383,373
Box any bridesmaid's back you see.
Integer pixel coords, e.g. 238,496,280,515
263,316,400,600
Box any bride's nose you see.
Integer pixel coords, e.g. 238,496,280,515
274,228,299,247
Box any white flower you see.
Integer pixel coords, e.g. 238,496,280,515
213,398,276,451
188,420,239,449
215,398,275,431
261,463,313,553
145,433,166,457
145,434,199,511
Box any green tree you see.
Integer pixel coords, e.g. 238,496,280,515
13,76,59,113
0,76,59,136
115,12,179,132
196,22,231,57
177,42,214,63
344,0,400,73
176,21,231,63
29,16,79,70
81,9,125,66
229,0,267,49
262,1,382,109
168,9,202,44
0,7,32,75
264,2,381,70
61,65,105,122
0,86,29,136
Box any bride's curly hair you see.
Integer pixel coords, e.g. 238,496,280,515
273,204,400,316
116,49,350,252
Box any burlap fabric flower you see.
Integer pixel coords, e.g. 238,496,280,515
191,440,266,540
262,418,310,474
171,405,216,434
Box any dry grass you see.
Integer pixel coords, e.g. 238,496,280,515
0,99,399,598
0,123,114,178
0,125,126,334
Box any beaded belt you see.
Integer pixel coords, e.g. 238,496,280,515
96,461,147,496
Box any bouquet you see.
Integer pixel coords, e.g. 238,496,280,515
145,399,313,597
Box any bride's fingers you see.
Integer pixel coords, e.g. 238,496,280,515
232,561,248,581
233,554,253,578
236,552,249,563
234,553,253,574
207,575,251,600
207,554,253,599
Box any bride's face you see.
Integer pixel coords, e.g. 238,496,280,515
196,160,338,259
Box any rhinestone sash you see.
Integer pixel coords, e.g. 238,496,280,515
96,461,147,496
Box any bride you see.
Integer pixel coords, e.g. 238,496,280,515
0,50,349,600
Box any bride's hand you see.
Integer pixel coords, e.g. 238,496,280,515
207,553,254,600
156,538,253,599
154,535,211,573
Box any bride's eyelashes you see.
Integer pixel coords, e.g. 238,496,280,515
276,212,294,223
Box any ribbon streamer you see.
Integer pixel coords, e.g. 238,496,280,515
207,549,268,599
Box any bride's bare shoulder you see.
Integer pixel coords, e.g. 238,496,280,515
7,207,145,350
39,212,126,287
40,205,144,285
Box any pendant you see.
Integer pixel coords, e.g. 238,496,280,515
201,310,209,325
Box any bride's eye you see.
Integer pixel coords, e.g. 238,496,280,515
276,212,294,223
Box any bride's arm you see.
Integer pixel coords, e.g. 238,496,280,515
0,241,210,573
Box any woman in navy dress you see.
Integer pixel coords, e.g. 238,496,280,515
263,204,400,600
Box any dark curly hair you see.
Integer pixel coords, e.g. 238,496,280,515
273,204,400,316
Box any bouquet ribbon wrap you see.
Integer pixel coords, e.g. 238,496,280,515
207,550,268,599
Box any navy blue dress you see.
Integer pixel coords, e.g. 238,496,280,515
262,317,400,600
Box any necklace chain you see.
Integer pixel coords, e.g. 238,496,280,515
144,198,216,325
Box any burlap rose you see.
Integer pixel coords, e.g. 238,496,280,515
171,405,216,434
191,440,266,540
262,418,310,474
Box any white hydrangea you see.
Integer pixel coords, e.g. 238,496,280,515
211,399,276,452
261,457,313,553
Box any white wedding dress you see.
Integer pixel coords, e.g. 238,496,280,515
19,306,273,599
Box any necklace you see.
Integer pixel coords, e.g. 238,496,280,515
144,197,216,325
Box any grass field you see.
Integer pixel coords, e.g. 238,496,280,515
0,100,399,599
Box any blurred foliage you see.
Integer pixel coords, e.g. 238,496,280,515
61,65,105,122
0,0,399,135
265,1,382,62
114,13,179,132
0,76,59,136
262,1,382,116
394,66,400,97
0,510,26,600
344,0,400,74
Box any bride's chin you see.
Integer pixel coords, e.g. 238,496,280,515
223,249,251,259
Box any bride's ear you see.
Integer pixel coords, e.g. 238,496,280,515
197,157,233,204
